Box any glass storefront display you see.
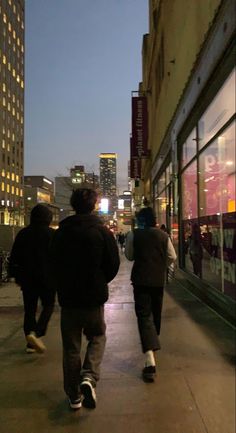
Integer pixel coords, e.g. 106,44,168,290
154,162,173,230
181,68,236,301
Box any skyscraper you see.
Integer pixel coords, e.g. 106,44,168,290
0,0,25,226
99,153,117,213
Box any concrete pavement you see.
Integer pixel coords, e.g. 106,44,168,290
0,254,235,433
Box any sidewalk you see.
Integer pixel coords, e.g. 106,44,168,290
0,255,235,433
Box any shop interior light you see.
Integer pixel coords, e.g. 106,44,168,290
226,160,233,166
205,175,215,182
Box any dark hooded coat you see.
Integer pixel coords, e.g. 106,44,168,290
50,214,120,308
9,205,55,289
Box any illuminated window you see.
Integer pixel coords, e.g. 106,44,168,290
3,14,7,23
20,189,23,197
7,184,10,193
2,169,5,177
13,30,16,39
16,187,19,195
8,22,11,32
12,68,16,77
3,97,6,106
16,175,19,182
2,139,5,149
3,83,6,92
7,172,10,179
3,55,6,64
7,102,11,111
1,183,5,192
11,173,15,181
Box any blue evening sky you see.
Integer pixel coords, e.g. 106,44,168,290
25,0,148,192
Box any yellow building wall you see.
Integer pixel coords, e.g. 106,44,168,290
143,0,222,163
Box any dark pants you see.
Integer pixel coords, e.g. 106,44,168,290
22,286,55,337
133,285,164,353
61,306,106,400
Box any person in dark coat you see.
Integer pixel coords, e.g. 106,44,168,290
9,204,55,354
125,207,176,382
50,188,120,411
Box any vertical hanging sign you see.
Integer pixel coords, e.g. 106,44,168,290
130,136,141,178
131,96,148,157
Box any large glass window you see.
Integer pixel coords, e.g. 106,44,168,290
198,68,235,149
182,128,197,166
182,160,198,220
199,121,235,216
181,68,236,301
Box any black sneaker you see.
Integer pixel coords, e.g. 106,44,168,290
68,397,82,410
80,379,96,409
142,365,156,382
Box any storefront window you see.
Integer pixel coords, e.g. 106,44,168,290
198,67,235,149
182,160,198,220
156,190,167,226
182,128,197,166
199,121,235,216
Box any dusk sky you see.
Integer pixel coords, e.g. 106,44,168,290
24,1,148,193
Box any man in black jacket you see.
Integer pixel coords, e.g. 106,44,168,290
50,188,120,411
9,204,55,354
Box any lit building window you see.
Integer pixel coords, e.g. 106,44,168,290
11,173,15,181
2,169,5,177
3,83,6,92
7,184,10,193
2,139,5,149
3,97,6,106
1,183,5,192
11,186,14,194
3,14,7,23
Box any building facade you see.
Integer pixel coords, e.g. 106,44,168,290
24,175,59,227
136,0,236,322
99,153,117,213
0,0,25,226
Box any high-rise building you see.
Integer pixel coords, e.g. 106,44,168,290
99,153,117,213
0,0,25,226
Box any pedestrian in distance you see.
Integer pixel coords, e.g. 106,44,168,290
9,204,55,354
125,207,177,382
118,231,125,252
50,188,120,411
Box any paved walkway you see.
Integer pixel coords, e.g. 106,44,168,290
0,255,235,433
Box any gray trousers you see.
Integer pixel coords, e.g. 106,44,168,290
61,306,106,400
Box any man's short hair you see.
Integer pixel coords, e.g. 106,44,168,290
70,188,97,214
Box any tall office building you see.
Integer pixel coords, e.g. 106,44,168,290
0,0,25,226
99,153,117,212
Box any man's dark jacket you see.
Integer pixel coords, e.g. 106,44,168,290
9,224,55,289
50,214,120,308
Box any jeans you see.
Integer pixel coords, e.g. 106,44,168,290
61,306,106,400
22,286,55,337
133,285,164,353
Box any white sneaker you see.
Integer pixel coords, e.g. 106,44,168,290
26,332,46,354
69,398,82,410
80,379,96,409
25,344,36,354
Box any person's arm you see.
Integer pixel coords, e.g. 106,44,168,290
167,237,177,266
125,231,134,261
